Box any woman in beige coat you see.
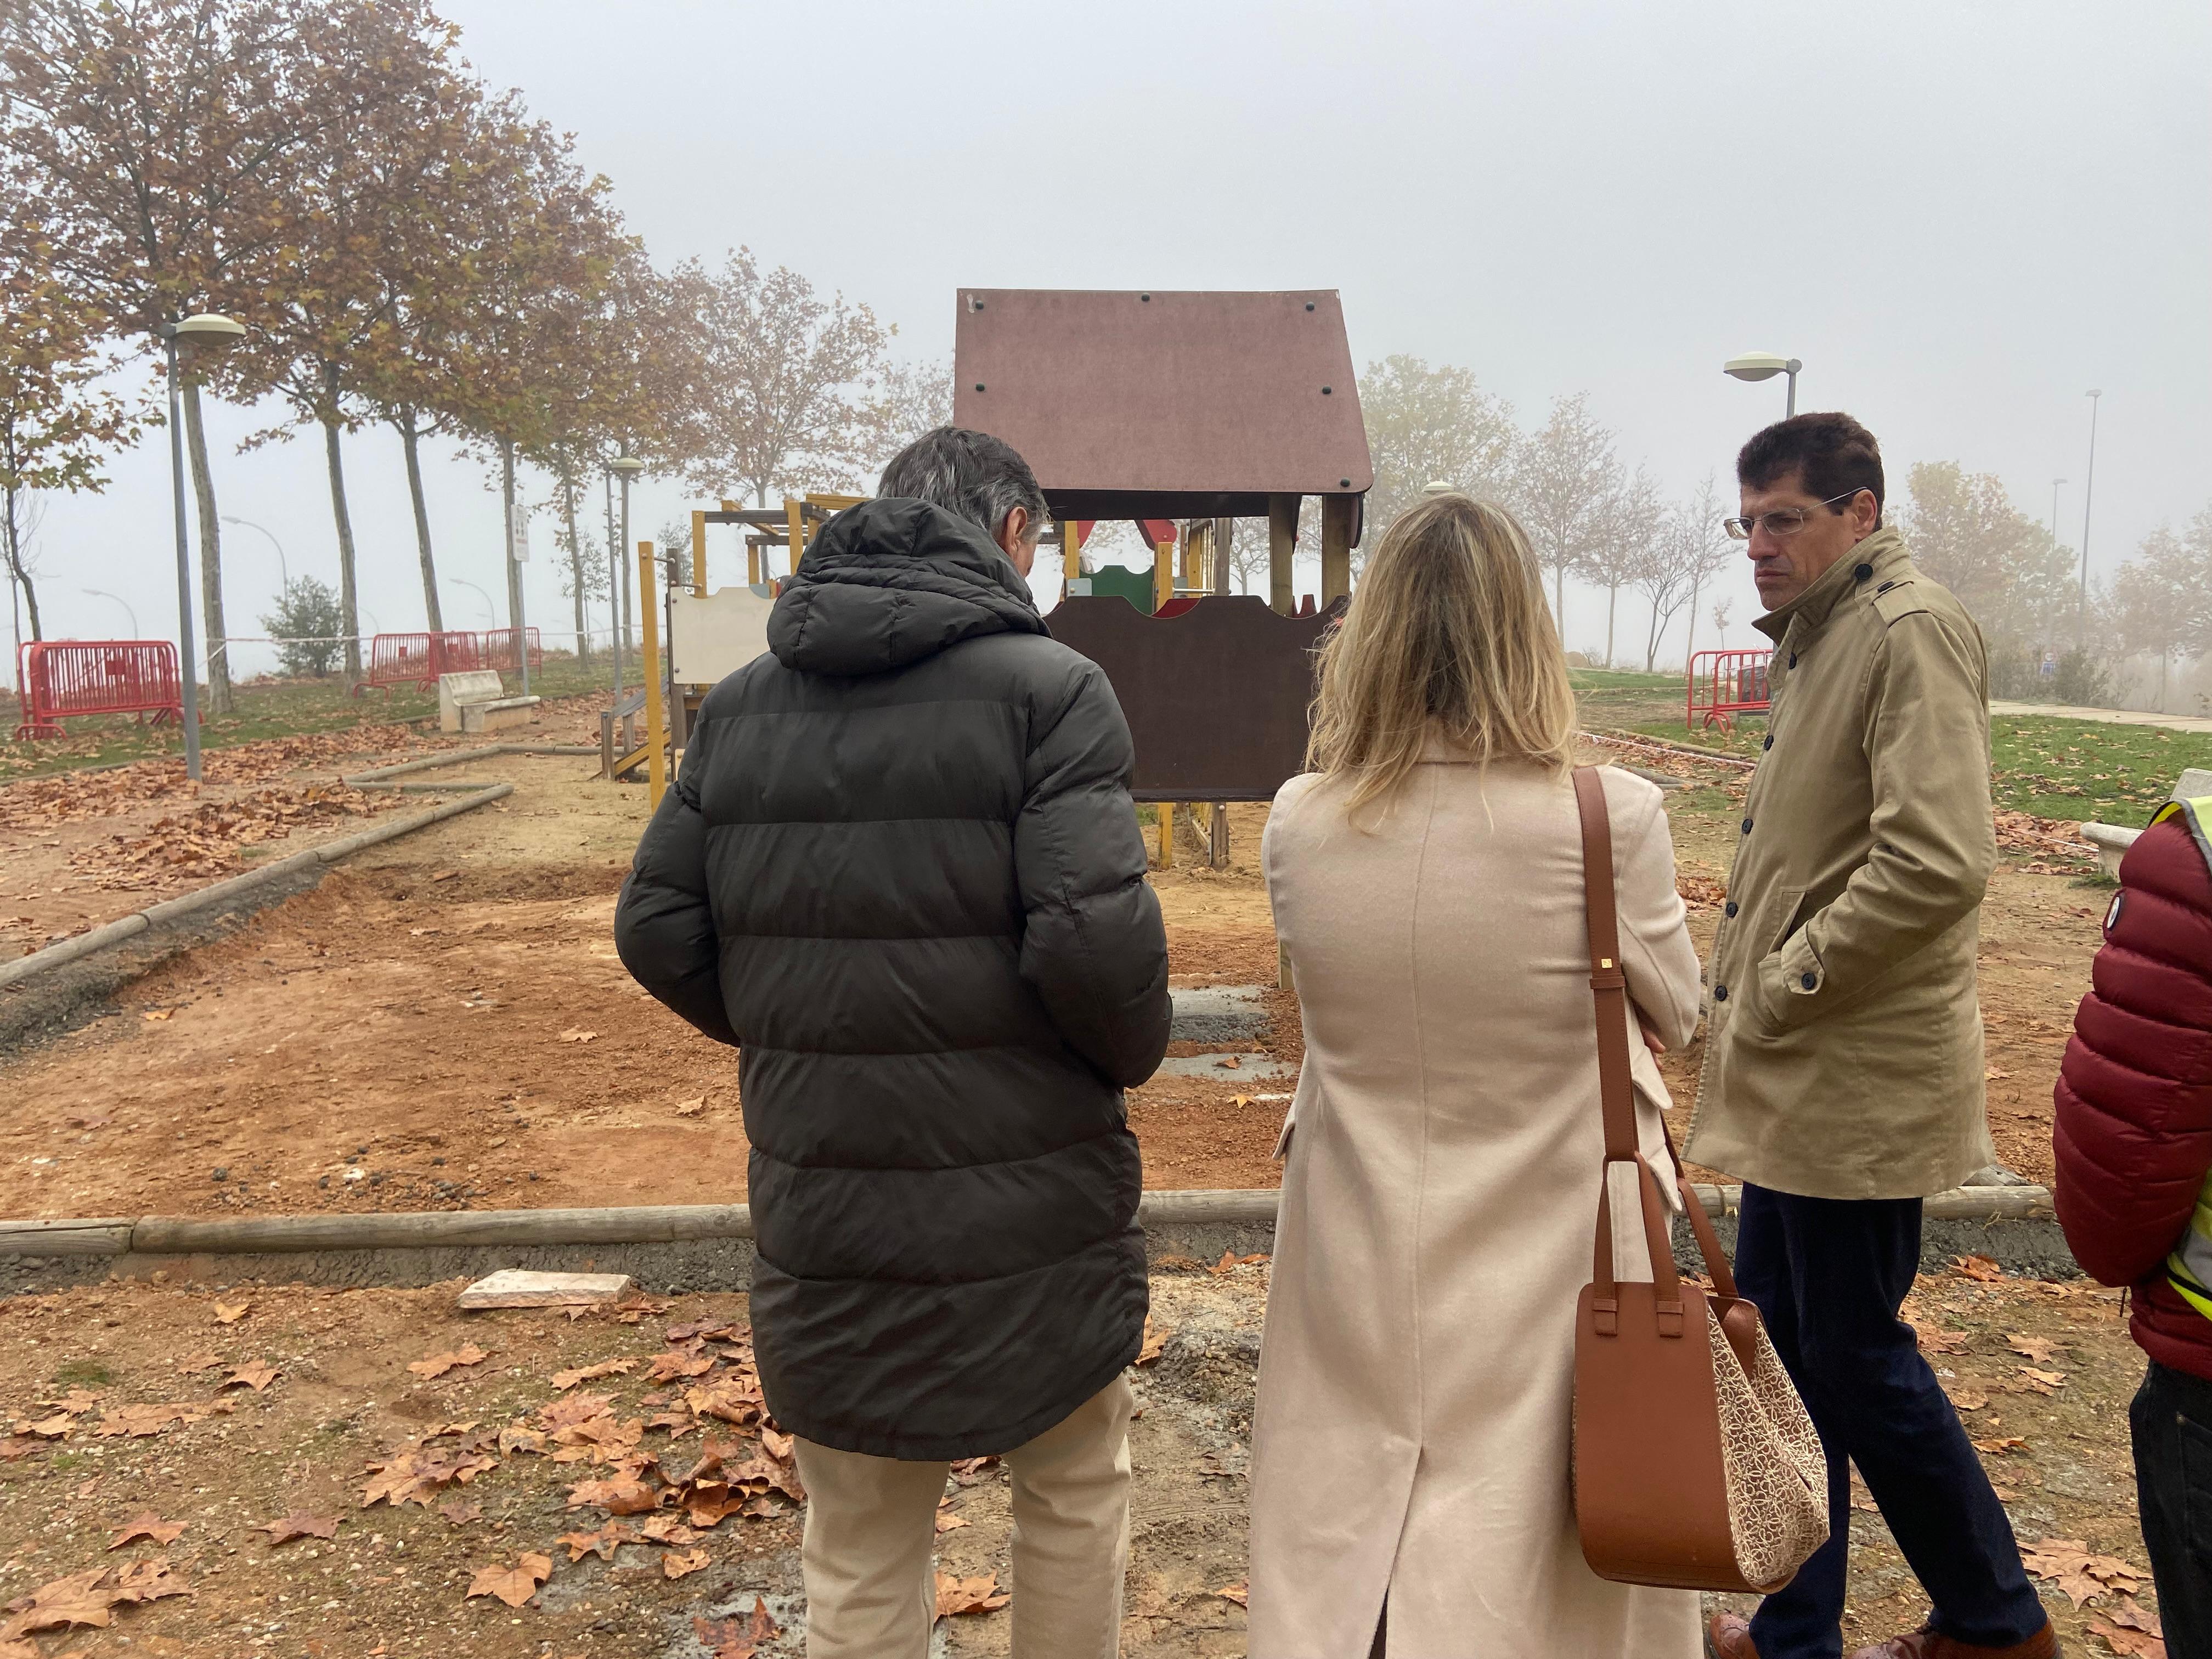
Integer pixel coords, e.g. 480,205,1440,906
1248,494,1705,1657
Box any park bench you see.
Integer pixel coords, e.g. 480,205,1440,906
2079,766,2212,879
437,669,540,735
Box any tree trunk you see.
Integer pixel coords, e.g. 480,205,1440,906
1604,583,1618,668
1683,578,1701,671
501,437,522,629
1645,602,1663,672
3,483,40,642
1553,556,1566,628
561,471,588,662
181,377,232,714
320,369,363,684
399,412,443,632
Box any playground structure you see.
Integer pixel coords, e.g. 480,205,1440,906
13,639,182,741
956,287,1373,865
1686,648,1774,730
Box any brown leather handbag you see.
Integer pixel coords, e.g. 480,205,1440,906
1567,766,1828,1594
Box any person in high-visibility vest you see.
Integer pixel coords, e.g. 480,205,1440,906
2057,791,2212,1656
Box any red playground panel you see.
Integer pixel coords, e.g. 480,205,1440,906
1686,649,1772,731
14,640,183,741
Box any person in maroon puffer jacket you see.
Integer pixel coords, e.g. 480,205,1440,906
2055,791,2212,1659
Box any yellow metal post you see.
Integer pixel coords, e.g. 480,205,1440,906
639,540,667,810
786,498,806,580
1158,803,1173,868
689,510,707,599
1063,522,1079,585
1154,538,1174,612
748,541,760,585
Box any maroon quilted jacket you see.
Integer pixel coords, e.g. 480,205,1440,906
2054,808,2212,1380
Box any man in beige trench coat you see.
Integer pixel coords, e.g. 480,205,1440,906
1692,415,2057,1659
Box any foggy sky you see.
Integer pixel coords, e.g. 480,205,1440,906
13,0,2208,680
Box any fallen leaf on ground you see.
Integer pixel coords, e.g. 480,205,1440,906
663,1548,710,1580
108,1558,189,1604
2007,1334,2057,1364
141,1008,173,1022
173,1352,221,1375
2018,1367,2067,1393
106,1514,185,1549
407,1344,488,1379
467,1553,552,1609
934,1571,1011,1620
1207,1250,1267,1274
694,1596,780,1658
1973,1436,2029,1455
95,1403,207,1438
2090,1616,2167,1658
935,1509,969,1534
566,1476,661,1515
255,1514,338,1546
1942,1383,1989,1412
673,1096,705,1116
637,1515,698,1545
438,1499,482,1525
499,1424,548,1456
1953,1255,2004,1283
559,1029,597,1043
760,1425,795,1462
212,1302,249,1324
0,1567,115,1636
551,1359,635,1390
1215,1055,1241,1069
1917,1328,1971,1355
557,1523,639,1562
1216,1580,1250,1607
2022,1538,2149,1609
431,869,460,882
1985,1066,2014,1080
1136,1318,1167,1365
223,1362,280,1392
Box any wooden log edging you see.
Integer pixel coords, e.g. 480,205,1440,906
0,782,514,992
0,1183,2055,1262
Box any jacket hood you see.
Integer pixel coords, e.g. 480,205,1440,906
766,497,1046,676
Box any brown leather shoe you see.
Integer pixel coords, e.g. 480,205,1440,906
1706,1613,1761,1658
1848,1621,2060,1659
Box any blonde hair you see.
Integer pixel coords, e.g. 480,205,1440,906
1305,492,1576,819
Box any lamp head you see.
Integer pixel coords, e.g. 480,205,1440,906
608,456,645,477
1723,351,1791,383
1422,479,1453,496
172,313,245,354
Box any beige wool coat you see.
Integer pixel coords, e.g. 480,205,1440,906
1686,527,1999,1199
1248,753,1705,1659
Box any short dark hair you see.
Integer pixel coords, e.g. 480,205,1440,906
877,426,1048,545
1736,412,1885,526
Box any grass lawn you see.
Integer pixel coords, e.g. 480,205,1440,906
2,651,630,784
1571,667,2212,828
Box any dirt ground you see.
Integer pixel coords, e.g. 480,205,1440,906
0,1262,2160,1658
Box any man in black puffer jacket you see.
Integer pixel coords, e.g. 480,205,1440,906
614,426,1170,1659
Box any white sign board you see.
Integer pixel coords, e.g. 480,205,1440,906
507,509,530,565
669,584,777,687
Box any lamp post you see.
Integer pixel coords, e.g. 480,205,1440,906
220,515,289,592
2050,478,2067,551
162,312,245,781
2078,391,2102,645
1723,352,1802,419
448,578,496,627
610,456,645,700
82,588,140,636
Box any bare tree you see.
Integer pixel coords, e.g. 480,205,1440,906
1676,476,1737,665
1629,502,1700,672
1578,469,1661,668
677,249,891,507
1508,393,1621,627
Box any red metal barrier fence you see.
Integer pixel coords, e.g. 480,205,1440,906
358,629,539,695
14,640,183,740
1686,648,1773,730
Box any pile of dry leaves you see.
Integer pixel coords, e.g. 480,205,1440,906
1994,810,2095,872
68,783,387,890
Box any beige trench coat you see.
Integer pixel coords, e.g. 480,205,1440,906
1248,754,1703,1659
1686,527,1999,1199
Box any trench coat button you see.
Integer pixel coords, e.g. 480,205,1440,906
1713,985,1729,1001
1763,734,1774,751
1854,562,1874,582
1741,817,1753,833
1788,652,1798,668
1801,972,1818,990
1724,900,1739,917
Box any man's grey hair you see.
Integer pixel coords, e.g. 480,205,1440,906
878,426,1048,546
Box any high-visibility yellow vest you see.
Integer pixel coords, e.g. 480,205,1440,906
2158,795,2212,1318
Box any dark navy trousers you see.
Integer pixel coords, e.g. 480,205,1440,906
1735,1185,2048,1659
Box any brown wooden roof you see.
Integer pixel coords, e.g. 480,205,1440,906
951,289,1372,518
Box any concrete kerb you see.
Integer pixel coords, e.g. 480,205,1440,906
0,743,597,996
0,1186,2078,1297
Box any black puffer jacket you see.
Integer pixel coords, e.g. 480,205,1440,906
614,497,1170,1459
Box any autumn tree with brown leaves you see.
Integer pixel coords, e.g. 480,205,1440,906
0,0,363,711
0,216,149,648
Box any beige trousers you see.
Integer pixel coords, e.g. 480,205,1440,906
792,1376,1134,1659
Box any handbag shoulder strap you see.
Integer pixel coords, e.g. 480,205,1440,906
1573,765,1686,1325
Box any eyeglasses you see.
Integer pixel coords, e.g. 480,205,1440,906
1723,492,1861,540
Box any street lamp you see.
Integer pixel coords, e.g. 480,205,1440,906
2050,478,2067,550
221,515,289,591
2079,391,2103,645
1723,351,1802,419
162,312,245,781
82,588,140,636
610,455,645,699
448,578,496,627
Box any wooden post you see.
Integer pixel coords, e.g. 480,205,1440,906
1321,494,1357,606
689,509,707,598
1268,495,1299,614
747,540,760,586
1063,521,1079,585
1210,802,1228,868
1154,537,1174,613
1212,516,1234,596
1180,523,1199,592
1158,802,1174,868
638,540,667,810
786,499,806,580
